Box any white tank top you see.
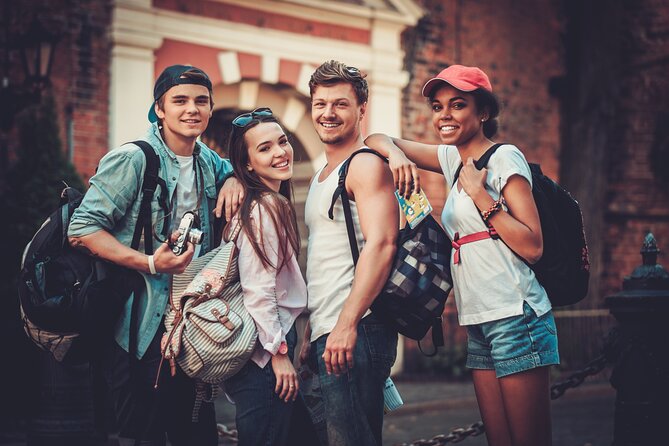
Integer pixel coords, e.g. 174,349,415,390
305,161,366,342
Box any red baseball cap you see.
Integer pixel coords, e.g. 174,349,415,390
421,65,492,98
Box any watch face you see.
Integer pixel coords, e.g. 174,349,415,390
279,343,288,354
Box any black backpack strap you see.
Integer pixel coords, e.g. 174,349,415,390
125,140,164,363
418,317,445,357
327,148,388,266
128,140,166,254
451,143,505,186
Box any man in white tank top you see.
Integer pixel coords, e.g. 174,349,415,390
301,60,399,446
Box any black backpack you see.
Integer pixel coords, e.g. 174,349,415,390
453,143,590,306
328,149,452,354
18,140,167,363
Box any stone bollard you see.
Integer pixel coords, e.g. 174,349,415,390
605,233,669,446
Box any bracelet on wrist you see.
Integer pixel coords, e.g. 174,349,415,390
147,254,157,275
481,198,504,222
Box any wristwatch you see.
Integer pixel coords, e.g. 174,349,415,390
278,341,288,355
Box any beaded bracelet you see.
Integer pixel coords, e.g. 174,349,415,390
481,198,504,222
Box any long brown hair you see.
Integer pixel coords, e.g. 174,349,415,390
224,113,300,272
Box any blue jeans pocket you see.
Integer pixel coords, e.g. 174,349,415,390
540,311,557,335
362,321,397,377
523,301,557,336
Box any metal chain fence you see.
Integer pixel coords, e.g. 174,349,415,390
396,422,485,446
550,327,620,399
217,329,620,444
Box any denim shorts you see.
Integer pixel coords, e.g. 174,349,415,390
466,302,560,378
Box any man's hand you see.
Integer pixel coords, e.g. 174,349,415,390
323,322,357,375
215,176,244,221
388,146,420,198
152,234,195,274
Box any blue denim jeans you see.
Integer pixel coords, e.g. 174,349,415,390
310,313,398,446
225,325,298,446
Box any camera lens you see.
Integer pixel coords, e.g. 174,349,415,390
187,228,204,245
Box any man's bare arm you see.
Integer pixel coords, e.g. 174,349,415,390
322,153,398,375
69,230,194,275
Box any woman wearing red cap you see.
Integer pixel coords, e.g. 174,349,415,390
366,65,559,446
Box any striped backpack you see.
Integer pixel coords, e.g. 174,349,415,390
160,227,257,384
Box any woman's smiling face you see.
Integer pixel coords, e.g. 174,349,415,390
430,84,485,146
245,122,294,192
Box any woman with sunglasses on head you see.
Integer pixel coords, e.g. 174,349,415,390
365,66,559,446
222,108,308,446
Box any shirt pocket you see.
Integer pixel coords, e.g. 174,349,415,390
204,184,217,214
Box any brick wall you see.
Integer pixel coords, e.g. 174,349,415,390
400,0,564,218
9,0,113,182
399,0,565,369
600,0,669,297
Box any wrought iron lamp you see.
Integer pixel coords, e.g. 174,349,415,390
0,10,59,168
0,11,59,131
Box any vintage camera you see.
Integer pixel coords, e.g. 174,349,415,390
171,211,204,255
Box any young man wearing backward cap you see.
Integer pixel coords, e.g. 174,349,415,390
69,65,243,445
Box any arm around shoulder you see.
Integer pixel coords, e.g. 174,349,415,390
365,133,442,173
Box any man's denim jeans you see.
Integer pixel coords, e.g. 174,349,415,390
311,313,397,446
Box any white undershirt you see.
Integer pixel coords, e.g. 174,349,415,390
174,154,200,257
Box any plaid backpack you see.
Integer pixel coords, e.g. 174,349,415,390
328,148,452,352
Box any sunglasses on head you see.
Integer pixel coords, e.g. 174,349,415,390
232,107,273,128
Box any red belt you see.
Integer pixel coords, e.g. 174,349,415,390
452,228,498,264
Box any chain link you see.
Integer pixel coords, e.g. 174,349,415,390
550,327,620,400
396,421,485,446
218,330,620,445
217,423,238,442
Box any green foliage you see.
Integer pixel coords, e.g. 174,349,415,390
0,94,84,317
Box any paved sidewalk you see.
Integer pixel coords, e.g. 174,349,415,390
0,378,615,445
383,379,614,446
215,378,615,445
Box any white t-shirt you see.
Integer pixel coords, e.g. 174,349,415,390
438,144,551,325
174,154,198,221
305,160,368,342
174,154,201,257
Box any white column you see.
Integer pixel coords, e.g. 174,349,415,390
367,20,410,138
110,4,162,148
368,19,414,376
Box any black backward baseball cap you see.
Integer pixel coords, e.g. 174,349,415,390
148,64,213,123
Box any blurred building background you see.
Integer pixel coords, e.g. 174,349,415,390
1,0,668,429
